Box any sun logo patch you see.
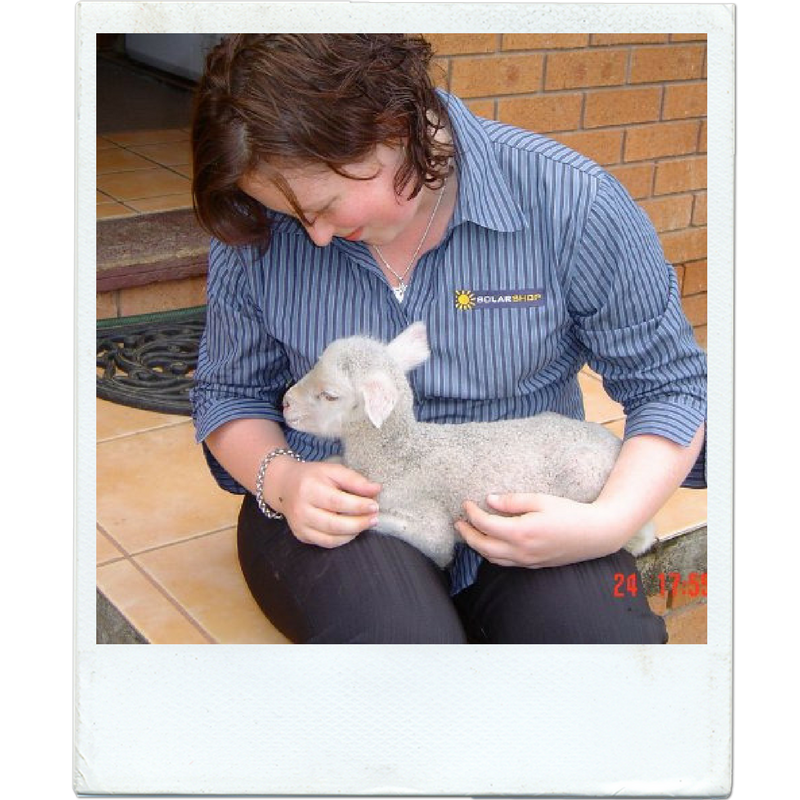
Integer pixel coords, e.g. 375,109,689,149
454,289,476,311
453,288,546,310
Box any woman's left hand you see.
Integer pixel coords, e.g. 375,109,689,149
455,493,631,569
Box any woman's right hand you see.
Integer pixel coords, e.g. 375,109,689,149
266,457,382,548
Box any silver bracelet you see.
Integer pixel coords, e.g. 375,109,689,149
255,448,304,520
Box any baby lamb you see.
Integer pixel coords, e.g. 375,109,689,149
282,322,655,568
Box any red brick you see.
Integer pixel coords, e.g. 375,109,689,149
592,34,669,46
660,226,707,264
630,44,705,84
498,93,583,133
699,120,707,153
665,600,707,644
451,54,544,98
465,99,495,120
503,34,589,50
647,593,667,616
693,192,707,225
424,34,497,56
663,83,707,119
551,130,623,165
671,33,707,42
681,293,708,327
97,291,119,320
429,58,449,90
673,263,686,294
607,163,654,199
639,195,694,232
654,156,707,194
682,259,707,295
693,325,707,350
545,49,627,90
624,120,701,162
584,86,662,128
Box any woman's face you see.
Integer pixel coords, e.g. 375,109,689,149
238,145,428,248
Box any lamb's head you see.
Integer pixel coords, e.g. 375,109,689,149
282,322,431,438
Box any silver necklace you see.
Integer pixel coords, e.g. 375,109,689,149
373,178,448,302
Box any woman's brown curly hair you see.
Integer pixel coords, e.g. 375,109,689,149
191,34,456,247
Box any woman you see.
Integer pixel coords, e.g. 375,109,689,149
190,34,707,643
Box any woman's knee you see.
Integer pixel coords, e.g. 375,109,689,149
459,552,667,644
237,502,467,643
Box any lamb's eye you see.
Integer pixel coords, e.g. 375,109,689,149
318,391,339,402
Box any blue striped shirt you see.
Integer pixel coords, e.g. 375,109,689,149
191,91,707,595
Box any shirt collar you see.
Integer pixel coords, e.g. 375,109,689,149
441,91,528,234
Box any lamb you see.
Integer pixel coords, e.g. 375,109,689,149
282,322,656,568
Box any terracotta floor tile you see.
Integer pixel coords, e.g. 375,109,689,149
97,201,136,220
654,486,707,538
125,192,194,214
170,164,192,179
97,527,125,565
580,372,625,423
97,559,210,644
97,147,156,174
96,398,187,442
96,421,241,553
103,129,190,147
128,140,192,167
602,418,625,438
97,167,191,202
136,529,290,644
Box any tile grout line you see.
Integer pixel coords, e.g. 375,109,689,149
97,131,192,212
96,522,217,644
97,417,193,444
97,521,239,568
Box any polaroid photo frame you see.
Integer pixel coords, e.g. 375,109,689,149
77,2,734,796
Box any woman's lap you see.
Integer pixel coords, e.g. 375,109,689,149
237,495,666,644
237,494,466,643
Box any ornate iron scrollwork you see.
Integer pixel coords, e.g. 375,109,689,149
96,307,206,416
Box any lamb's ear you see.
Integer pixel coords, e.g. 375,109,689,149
386,322,430,373
361,373,399,429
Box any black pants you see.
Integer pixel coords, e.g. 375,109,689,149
237,494,667,644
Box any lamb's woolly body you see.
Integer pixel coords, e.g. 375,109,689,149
283,323,656,567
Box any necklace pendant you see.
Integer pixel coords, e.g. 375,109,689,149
392,281,407,302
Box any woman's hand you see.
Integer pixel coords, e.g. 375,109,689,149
455,493,630,569
267,457,382,549
456,427,705,569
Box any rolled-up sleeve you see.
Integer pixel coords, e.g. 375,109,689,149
566,174,707,487
190,239,292,492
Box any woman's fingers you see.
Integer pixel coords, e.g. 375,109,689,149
284,462,382,547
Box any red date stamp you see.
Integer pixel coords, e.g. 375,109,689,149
613,572,707,598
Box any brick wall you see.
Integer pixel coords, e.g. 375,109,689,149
425,33,708,349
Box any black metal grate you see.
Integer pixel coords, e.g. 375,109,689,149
96,306,206,416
